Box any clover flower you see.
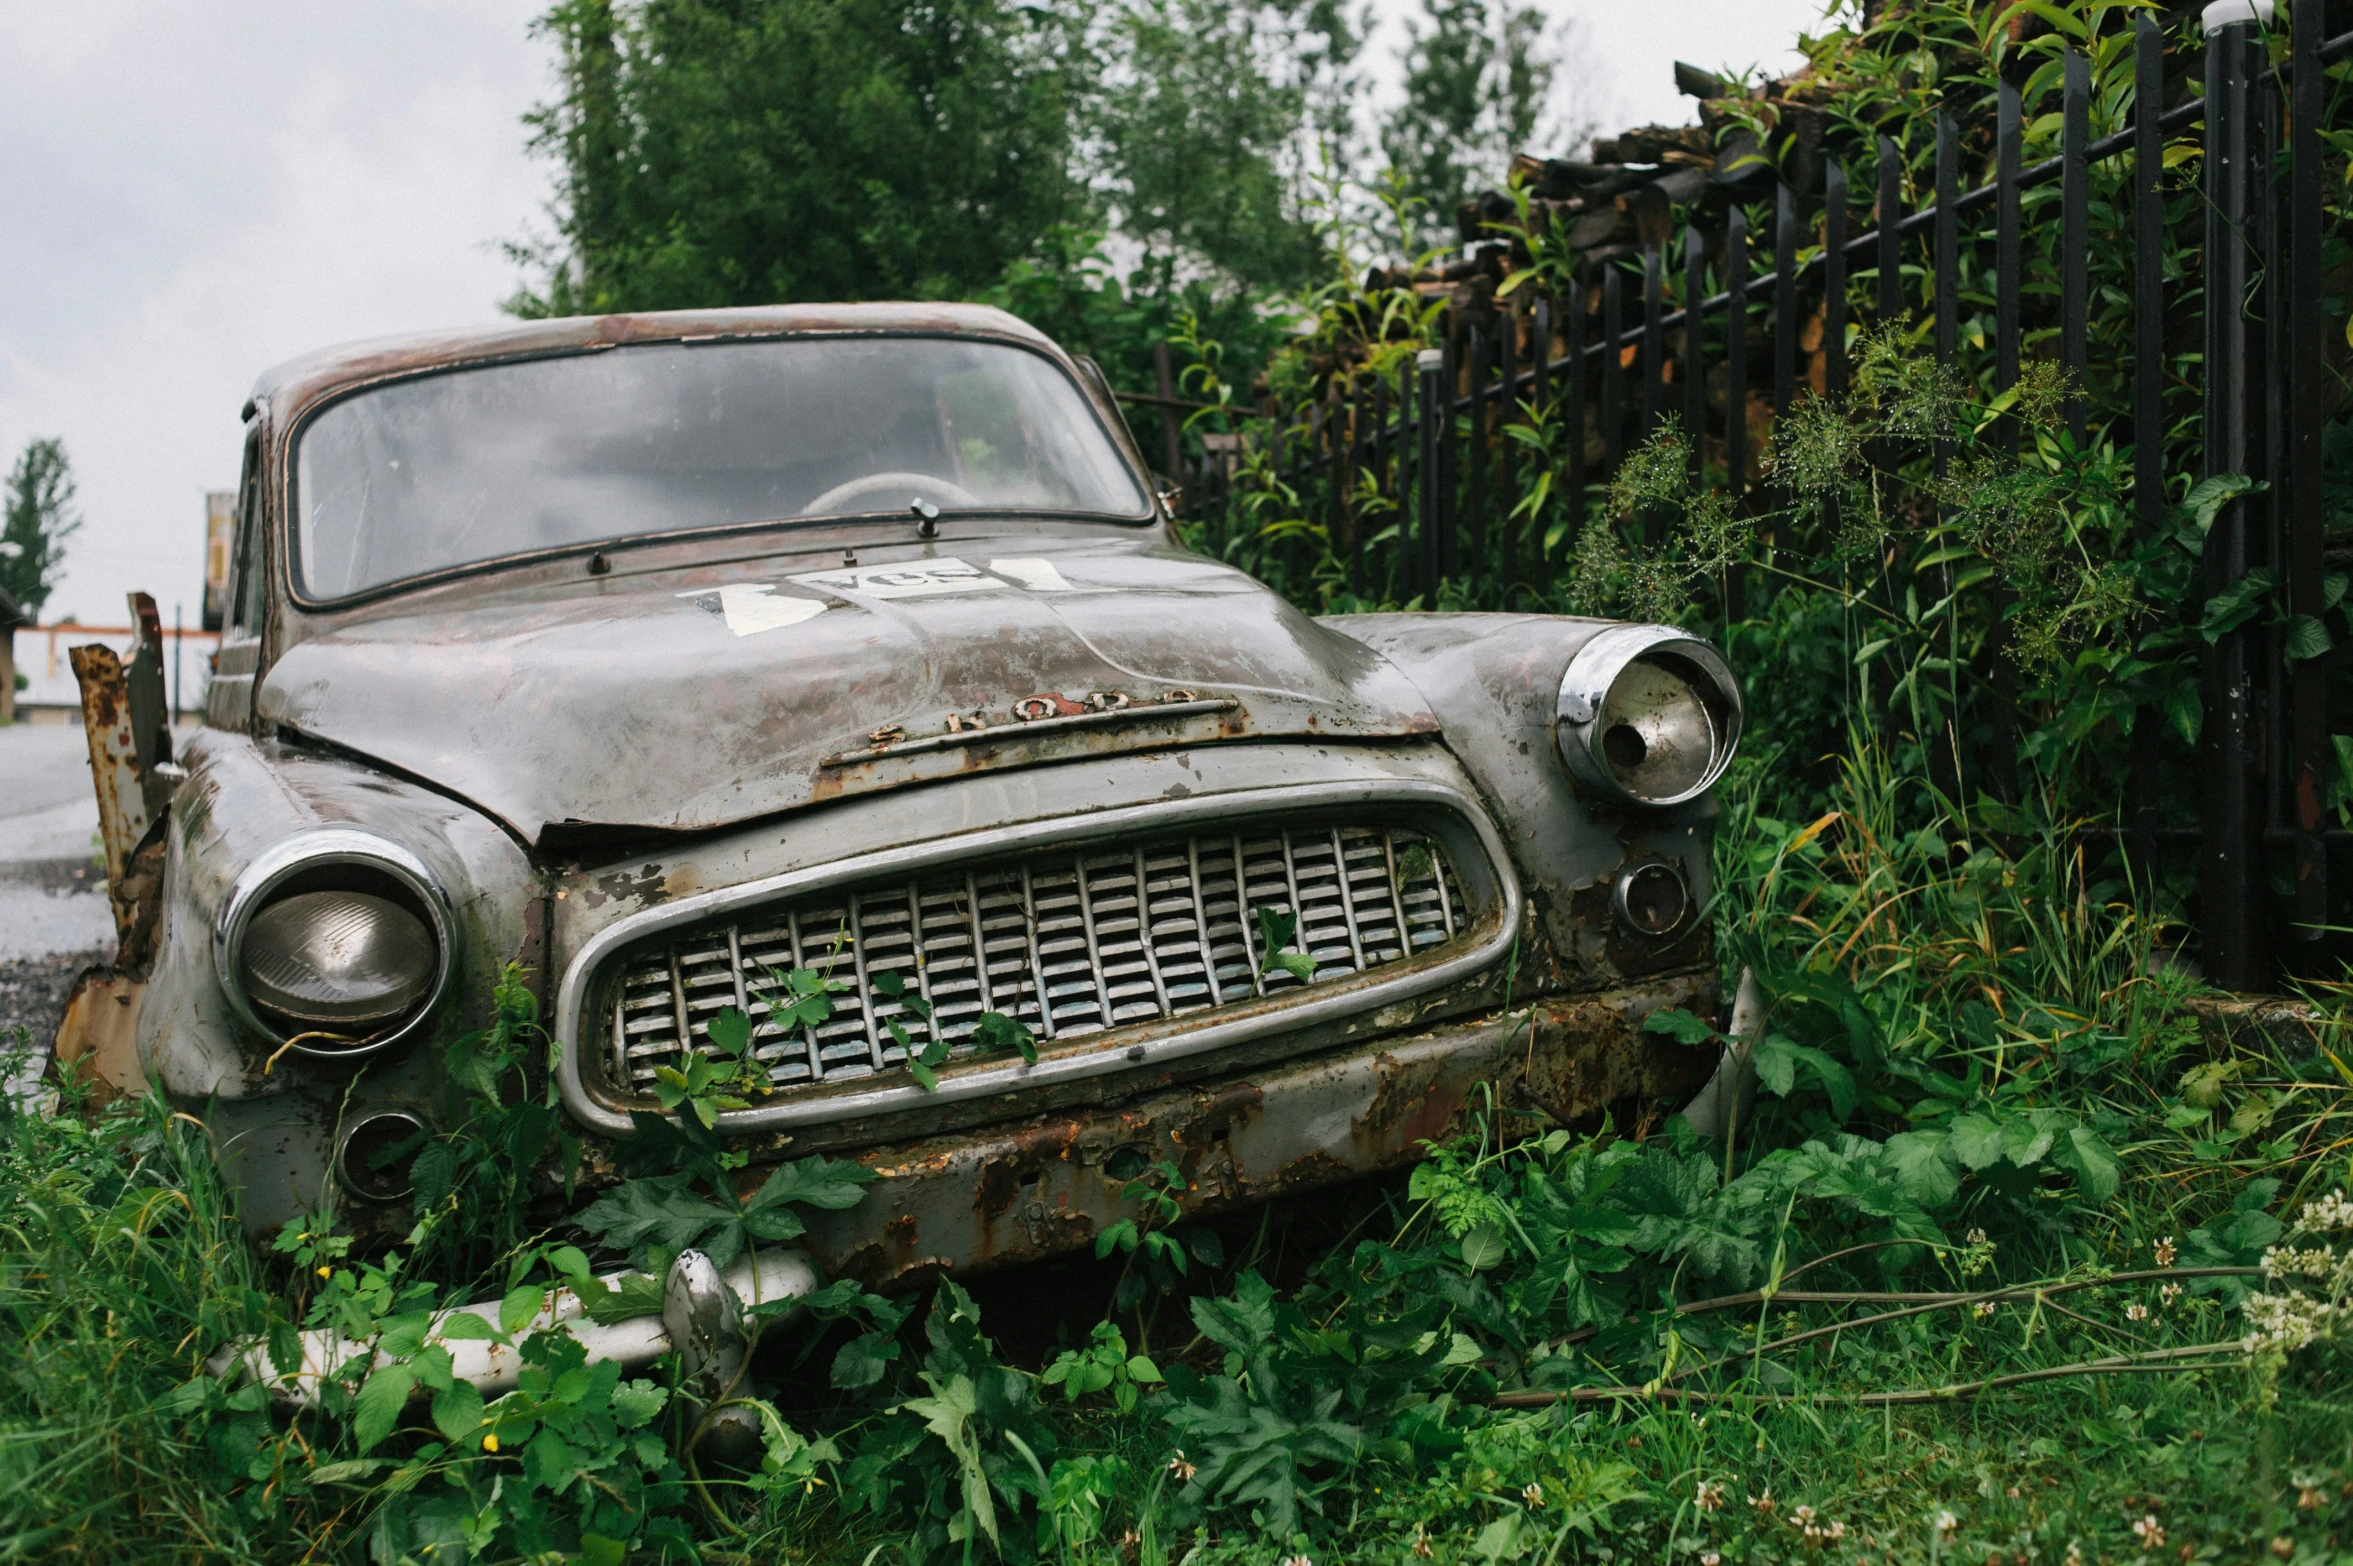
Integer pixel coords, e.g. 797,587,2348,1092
1696,1480,1725,1513
1934,1509,1959,1541
1167,1452,1196,1483
2154,1235,2177,1266
2133,1514,2166,1549
2127,1302,2149,1322
1523,1484,1545,1509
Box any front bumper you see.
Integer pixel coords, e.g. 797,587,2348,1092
789,971,1717,1291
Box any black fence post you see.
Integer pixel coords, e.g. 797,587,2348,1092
1684,227,1706,481
1396,356,1416,602
1825,162,1849,400
1773,184,1797,421
2129,11,2167,878
1876,135,1902,324
2289,0,2330,951
1417,347,1444,598
1602,267,1625,479
1438,321,1461,585
1565,284,1588,549
1643,244,1666,446
2060,47,2091,443
1497,307,1519,587
1984,77,2024,806
2202,7,2271,989
1466,318,1491,575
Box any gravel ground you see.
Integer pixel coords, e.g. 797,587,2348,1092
0,726,114,1068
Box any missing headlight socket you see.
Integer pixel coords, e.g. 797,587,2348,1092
1612,859,1691,938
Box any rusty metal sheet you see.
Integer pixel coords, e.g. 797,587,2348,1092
71,643,152,946
254,541,1446,843
794,974,1717,1291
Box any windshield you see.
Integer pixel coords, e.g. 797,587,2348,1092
293,335,1149,599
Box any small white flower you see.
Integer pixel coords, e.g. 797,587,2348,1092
2127,1302,2150,1322
1974,1300,1997,1318
1523,1483,1545,1509
1280,1555,1313,1566
2160,1283,2183,1306
2133,1514,2166,1549
1695,1480,1725,1513
1934,1509,1960,1540
1701,1555,1722,1566
2154,1235,2178,1266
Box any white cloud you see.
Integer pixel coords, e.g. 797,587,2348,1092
0,0,552,628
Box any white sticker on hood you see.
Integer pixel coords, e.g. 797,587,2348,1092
988,557,1074,591
676,583,829,636
789,558,995,600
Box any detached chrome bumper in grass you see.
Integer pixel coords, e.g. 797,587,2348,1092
209,1250,817,1404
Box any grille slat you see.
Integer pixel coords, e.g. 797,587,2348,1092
602,820,1471,1093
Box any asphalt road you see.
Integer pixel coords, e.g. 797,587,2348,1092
0,724,115,1079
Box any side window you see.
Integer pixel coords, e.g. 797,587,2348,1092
229,432,264,634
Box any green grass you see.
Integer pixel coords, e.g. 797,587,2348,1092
6,735,2353,1565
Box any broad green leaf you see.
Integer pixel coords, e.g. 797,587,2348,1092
434,1312,501,1343
1642,1007,1719,1045
610,1378,669,1428
429,1379,485,1443
1458,1222,1509,1271
2166,678,2204,746
972,1010,1040,1063
748,1155,876,1212
1752,1034,1800,1097
2000,1113,2060,1169
707,1006,753,1057
499,1285,547,1337
1882,1131,1961,1207
1947,1112,2006,1172
353,1363,416,1452
2051,1126,2122,1205
573,1176,733,1259
577,1272,665,1326
2286,613,2334,661
832,1330,900,1390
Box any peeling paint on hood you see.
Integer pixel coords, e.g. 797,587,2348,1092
255,539,1439,842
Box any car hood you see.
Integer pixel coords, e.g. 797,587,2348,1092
257,538,1438,843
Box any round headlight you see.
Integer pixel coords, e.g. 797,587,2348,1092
1556,625,1742,806
242,890,435,1027
214,830,454,1060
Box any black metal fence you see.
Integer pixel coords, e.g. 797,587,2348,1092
1149,5,2353,992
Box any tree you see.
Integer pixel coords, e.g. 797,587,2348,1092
1091,0,1362,300
507,0,1090,314
1380,0,1573,253
1,438,78,618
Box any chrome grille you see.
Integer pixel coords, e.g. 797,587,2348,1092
602,821,1472,1093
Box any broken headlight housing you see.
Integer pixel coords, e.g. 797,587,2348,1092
215,829,453,1059
1555,625,1742,807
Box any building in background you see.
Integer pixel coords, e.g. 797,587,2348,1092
11,491,225,723
202,489,234,631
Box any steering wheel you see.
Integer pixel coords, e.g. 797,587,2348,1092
800,471,981,518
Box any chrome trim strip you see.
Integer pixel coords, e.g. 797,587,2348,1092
1554,623,1744,808
210,827,457,1061
818,698,1239,768
554,779,1522,1138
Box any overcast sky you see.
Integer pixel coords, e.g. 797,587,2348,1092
1,0,1826,631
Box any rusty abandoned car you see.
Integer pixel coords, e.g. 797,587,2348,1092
56,302,1743,1392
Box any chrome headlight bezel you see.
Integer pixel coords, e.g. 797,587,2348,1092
212,828,455,1061
1555,624,1743,807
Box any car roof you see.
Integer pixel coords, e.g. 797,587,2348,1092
245,301,1063,429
